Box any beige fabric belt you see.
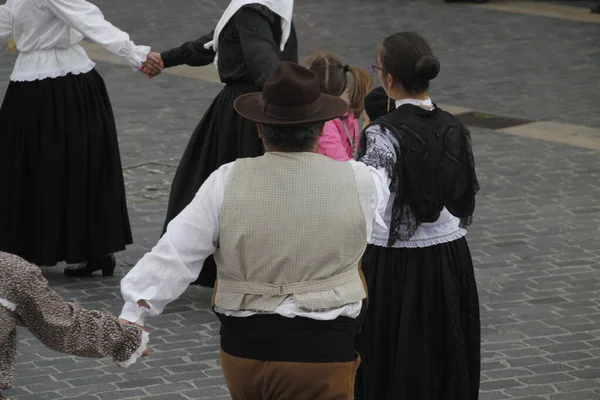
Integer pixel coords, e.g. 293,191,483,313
217,267,360,296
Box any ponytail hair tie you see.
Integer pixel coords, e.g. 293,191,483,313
343,64,350,72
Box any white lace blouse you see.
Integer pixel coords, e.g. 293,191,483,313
362,98,467,249
0,0,149,82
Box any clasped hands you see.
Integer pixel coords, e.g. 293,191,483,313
139,52,164,78
119,299,152,358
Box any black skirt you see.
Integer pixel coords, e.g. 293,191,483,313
0,70,132,266
355,237,480,400
162,83,263,287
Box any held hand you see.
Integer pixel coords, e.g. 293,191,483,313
139,52,164,78
118,300,150,331
147,52,164,69
118,317,134,326
139,64,161,78
119,317,150,357
119,317,148,333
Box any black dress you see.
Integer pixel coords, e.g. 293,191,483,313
159,4,298,287
355,105,481,400
0,70,133,267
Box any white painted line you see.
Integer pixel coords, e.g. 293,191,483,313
438,104,473,116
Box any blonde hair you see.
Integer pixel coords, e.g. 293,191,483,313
306,52,372,119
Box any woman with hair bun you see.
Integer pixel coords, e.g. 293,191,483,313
355,31,481,400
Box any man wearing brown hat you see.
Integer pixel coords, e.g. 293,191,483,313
118,61,388,399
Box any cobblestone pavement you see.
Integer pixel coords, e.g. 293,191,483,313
1,0,600,399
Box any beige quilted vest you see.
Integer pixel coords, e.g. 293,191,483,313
213,152,371,312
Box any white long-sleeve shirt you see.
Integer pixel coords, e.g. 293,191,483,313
119,159,389,326
0,0,149,82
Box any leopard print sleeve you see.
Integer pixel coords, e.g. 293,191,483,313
11,257,146,363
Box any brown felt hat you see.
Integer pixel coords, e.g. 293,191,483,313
234,61,348,126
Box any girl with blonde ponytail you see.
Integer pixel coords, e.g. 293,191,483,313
307,52,372,161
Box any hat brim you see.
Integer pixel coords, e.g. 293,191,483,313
233,92,349,126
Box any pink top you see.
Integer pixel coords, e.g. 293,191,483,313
317,113,360,161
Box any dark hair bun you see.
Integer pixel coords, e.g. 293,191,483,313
415,55,440,80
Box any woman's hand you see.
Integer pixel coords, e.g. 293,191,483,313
118,317,149,357
139,52,164,78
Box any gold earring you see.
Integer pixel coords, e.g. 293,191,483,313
386,84,392,113
8,32,16,54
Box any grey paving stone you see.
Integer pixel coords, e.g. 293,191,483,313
0,388,29,398
181,386,229,399
12,394,64,400
51,369,109,381
481,379,524,391
13,366,58,379
11,375,54,387
570,368,600,380
550,391,600,400
26,381,71,393
505,384,556,398
546,351,596,363
142,395,189,400
57,397,99,400
191,377,228,389
145,382,195,395
519,372,578,385
527,363,576,374
59,384,118,398
485,368,535,380
165,363,212,375
66,375,124,388
114,378,163,391
96,389,147,400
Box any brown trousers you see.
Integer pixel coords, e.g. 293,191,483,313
221,350,361,400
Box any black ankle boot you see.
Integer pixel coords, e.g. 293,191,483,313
64,254,116,277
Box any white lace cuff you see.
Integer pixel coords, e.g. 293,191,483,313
126,45,151,70
119,301,147,326
116,330,149,368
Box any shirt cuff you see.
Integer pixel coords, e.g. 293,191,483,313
116,330,149,368
126,45,151,70
119,301,147,326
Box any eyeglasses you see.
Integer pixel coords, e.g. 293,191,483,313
371,62,383,73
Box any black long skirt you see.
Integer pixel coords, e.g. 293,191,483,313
162,83,263,287
355,237,481,400
0,70,133,266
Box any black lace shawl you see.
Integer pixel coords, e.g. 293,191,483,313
359,105,479,246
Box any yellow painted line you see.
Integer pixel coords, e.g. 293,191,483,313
498,121,600,151
437,104,473,116
474,1,600,24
